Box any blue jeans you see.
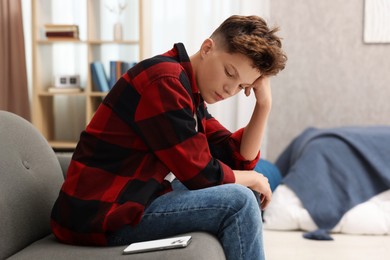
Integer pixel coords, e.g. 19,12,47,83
108,180,265,260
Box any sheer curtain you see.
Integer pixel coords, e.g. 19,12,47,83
0,0,30,120
142,0,270,155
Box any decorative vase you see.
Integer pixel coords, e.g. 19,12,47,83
113,22,123,41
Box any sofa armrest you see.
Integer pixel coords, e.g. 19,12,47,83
56,152,72,178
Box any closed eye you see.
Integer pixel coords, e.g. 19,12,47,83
225,68,234,78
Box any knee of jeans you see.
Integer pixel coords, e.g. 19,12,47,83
222,184,260,212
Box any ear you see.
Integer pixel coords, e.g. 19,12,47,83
200,38,214,58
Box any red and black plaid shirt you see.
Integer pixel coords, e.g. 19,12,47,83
51,43,260,246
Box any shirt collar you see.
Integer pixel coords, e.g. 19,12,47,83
173,43,201,105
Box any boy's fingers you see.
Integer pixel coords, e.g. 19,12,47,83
244,87,251,96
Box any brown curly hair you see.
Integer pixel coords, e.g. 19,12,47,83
210,15,287,76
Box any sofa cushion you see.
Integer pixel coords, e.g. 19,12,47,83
0,111,64,259
7,232,225,260
56,152,73,178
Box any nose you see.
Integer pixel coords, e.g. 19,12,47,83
223,84,237,96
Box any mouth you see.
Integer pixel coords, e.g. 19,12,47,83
215,92,224,101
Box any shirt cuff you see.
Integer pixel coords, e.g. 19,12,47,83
218,160,236,184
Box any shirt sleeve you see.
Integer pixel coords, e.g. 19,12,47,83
203,105,260,170
133,76,235,190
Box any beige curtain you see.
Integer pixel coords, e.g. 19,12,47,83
0,0,30,121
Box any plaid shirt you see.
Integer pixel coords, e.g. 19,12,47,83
51,43,260,246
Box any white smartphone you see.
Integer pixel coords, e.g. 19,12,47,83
123,236,192,254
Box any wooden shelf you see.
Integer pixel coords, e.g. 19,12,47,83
88,40,139,45
49,141,78,150
37,39,84,44
37,39,139,45
31,0,143,150
89,92,108,97
38,91,86,96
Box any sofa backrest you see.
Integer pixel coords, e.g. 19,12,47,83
0,111,64,259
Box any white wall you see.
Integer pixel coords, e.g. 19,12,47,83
22,0,32,102
268,0,390,161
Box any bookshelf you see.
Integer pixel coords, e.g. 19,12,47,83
31,0,143,149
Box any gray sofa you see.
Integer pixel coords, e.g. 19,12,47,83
0,110,226,260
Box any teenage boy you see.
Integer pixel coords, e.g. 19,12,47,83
51,15,287,260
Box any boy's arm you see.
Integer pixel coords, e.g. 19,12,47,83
234,170,272,209
204,115,260,171
234,77,272,210
240,76,272,161
204,77,271,168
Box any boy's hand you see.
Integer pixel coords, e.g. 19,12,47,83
234,170,272,210
251,172,272,210
244,76,272,109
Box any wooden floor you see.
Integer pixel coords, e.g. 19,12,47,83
264,230,390,260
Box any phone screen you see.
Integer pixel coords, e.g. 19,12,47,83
123,236,192,254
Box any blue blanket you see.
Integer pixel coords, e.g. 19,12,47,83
276,126,390,230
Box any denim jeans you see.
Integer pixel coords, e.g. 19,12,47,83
108,180,264,260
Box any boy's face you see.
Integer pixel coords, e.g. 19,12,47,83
195,39,261,104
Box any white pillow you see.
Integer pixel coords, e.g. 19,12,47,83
263,184,390,235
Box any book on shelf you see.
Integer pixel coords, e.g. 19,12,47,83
109,61,137,88
44,24,79,40
91,62,110,92
48,87,83,93
46,31,79,38
44,24,78,30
